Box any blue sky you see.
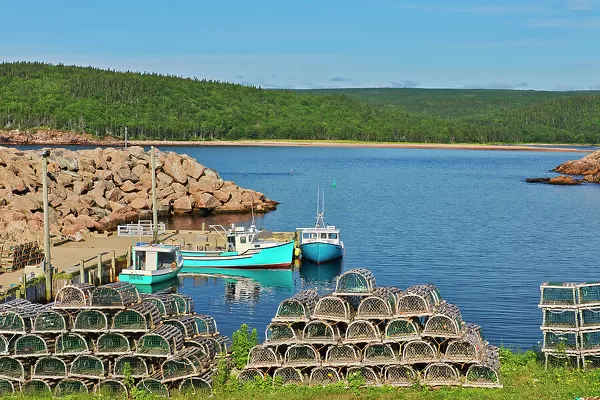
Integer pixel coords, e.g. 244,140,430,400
1,0,599,90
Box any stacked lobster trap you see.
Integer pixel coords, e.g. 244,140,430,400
539,281,600,368
0,281,228,397
240,268,501,389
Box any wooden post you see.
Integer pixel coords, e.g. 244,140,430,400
80,260,85,284
97,254,103,285
111,250,116,282
127,247,132,268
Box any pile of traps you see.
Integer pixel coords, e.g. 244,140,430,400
0,282,229,397
539,282,600,368
240,268,501,388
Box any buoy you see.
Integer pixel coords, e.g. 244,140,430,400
294,248,301,257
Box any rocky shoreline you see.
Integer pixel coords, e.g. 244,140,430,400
527,149,600,185
0,146,277,243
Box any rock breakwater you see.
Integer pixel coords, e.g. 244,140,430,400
526,149,600,185
0,146,277,242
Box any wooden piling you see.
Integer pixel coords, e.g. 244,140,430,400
80,260,85,284
97,254,103,285
111,251,116,283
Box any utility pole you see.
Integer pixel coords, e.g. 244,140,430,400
41,150,52,302
124,127,128,148
151,146,158,243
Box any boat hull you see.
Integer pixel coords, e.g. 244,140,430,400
181,241,294,270
119,265,182,285
300,242,343,264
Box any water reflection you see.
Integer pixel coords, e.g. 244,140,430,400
298,259,343,292
135,277,181,294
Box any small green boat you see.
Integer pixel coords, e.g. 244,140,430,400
119,244,183,286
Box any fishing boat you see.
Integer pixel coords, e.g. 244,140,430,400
119,244,183,285
180,224,294,270
298,189,344,264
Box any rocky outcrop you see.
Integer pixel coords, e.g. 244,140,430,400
0,146,278,242
554,150,600,183
0,129,122,146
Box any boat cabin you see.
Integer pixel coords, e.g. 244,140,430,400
225,225,261,253
299,226,341,245
132,245,182,272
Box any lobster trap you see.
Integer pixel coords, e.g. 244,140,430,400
69,354,107,379
325,344,362,366
136,324,185,357
578,283,600,307
357,287,402,320
579,307,600,330
0,308,36,334
247,345,282,368
13,334,53,357
161,348,207,382
96,333,132,355
195,314,219,336
334,268,377,296
0,356,30,382
541,308,579,330
136,378,169,397
55,332,92,355
309,366,341,386
111,302,162,332
383,364,418,387
0,335,7,355
384,318,422,342
444,325,486,363
90,282,139,309
73,309,110,332
284,344,321,367
422,303,463,338
273,366,305,386
207,334,231,355
344,319,383,343
237,368,265,384
313,295,355,322
178,377,213,396
22,379,53,394
53,284,95,309
302,320,342,344
163,315,200,338
55,378,94,395
265,322,301,345
580,330,600,353
32,309,71,333
346,366,380,386
0,378,16,395
142,294,178,317
402,339,439,364
186,337,217,358
362,343,399,365
539,282,578,308
171,293,195,314
421,362,461,386
273,290,319,322
463,346,502,388
543,330,580,352
113,355,150,378
33,356,68,379
397,284,442,317
544,350,581,369
96,379,128,396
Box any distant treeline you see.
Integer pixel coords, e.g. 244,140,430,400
1,62,599,144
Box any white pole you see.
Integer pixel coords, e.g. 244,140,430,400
41,150,52,302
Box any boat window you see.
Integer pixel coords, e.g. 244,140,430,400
310,233,317,239
329,233,338,239
302,233,310,239
240,236,247,244
135,252,145,270
320,233,327,239
157,252,174,269
249,235,254,242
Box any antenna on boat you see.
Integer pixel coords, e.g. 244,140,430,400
250,192,256,228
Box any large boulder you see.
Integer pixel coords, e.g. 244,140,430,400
182,158,205,180
163,153,187,184
172,196,193,214
555,150,600,175
193,192,221,209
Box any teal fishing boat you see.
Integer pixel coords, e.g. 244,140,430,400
119,244,183,285
180,224,294,270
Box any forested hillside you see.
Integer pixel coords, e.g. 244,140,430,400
1,62,599,144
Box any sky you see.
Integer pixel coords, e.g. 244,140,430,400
1,0,599,90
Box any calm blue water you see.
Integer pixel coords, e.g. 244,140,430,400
15,145,600,349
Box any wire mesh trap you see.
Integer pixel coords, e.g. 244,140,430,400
96,379,128,396
344,320,383,343
463,346,502,388
334,268,377,296
0,309,34,334
207,334,231,355
171,293,195,314
178,377,213,396
325,344,362,366
96,333,132,355
580,331,600,353
384,318,422,342
32,309,71,333
273,290,319,322
161,348,207,382
185,337,217,358
544,351,581,369
14,334,53,357
22,379,53,394
346,366,380,386
539,282,578,308
284,344,321,367
0,335,8,355
309,367,341,386
421,362,461,386
163,315,199,338
111,302,162,332
362,343,399,365
578,283,600,307
113,355,150,378
55,332,92,355
384,364,418,387
238,368,265,384
579,308,600,330
142,295,178,317
543,331,580,352
69,354,107,379
73,309,109,332
194,314,218,336
265,322,301,345
136,378,169,397
302,320,342,344
53,284,95,309
55,378,93,396
273,366,305,386
90,282,140,309
422,303,464,338
313,295,355,322
0,378,16,395
33,357,68,379
402,340,439,364
541,308,579,330
397,284,442,317
357,287,402,320
444,324,486,363
0,356,29,382
136,324,185,357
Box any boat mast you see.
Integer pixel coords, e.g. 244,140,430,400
151,146,158,243
314,187,326,229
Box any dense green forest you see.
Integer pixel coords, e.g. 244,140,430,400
1,62,599,144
